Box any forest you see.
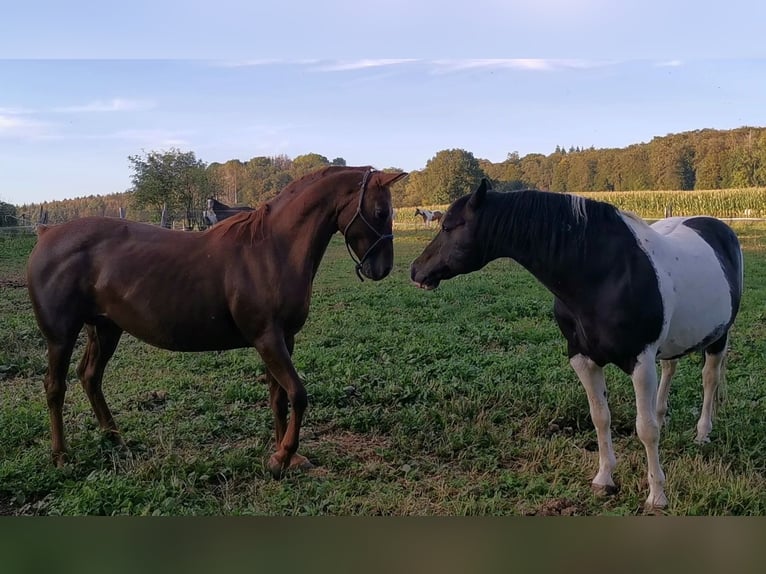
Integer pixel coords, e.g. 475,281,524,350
4,126,766,226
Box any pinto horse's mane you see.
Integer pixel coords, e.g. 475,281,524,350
477,190,627,268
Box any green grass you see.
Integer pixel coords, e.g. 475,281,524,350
0,226,764,515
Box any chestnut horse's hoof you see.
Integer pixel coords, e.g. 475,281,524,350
52,451,68,468
268,453,314,479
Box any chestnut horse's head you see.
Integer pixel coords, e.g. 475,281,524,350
341,169,407,281
410,178,490,290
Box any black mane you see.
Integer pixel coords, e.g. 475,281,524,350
477,190,629,275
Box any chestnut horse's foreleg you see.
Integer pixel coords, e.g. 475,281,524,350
76,322,124,447
265,333,293,445
45,338,78,467
255,330,310,478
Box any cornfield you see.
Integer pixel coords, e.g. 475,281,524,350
581,188,766,219
398,188,766,226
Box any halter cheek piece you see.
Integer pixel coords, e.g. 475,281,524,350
342,168,394,281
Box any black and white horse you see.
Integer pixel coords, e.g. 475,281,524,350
203,197,255,226
415,208,443,227
410,179,743,510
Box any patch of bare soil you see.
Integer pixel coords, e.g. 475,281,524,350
0,495,16,516
133,389,169,411
0,277,26,289
528,497,586,516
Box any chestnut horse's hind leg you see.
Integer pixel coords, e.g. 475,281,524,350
44,337,79,467
76,322,124,447
255,330,311,478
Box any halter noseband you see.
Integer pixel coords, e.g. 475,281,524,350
342,168,393,281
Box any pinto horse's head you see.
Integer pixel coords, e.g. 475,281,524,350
341,170,408,281
410,178,490,290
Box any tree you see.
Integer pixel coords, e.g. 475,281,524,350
331,157,347,166
0,200,17,226
418,149,485,204
291,153,330,178
129,149,212,227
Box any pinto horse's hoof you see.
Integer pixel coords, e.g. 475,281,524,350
268,453,314,479
591,483,619,497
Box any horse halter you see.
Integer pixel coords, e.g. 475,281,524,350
342,168,394,281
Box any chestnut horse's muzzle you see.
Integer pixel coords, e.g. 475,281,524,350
343,168,393,282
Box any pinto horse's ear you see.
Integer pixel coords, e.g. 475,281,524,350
468,178,489,209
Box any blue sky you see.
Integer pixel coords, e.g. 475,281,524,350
2,1,766,205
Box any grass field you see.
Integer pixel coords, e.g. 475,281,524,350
1,224,765,516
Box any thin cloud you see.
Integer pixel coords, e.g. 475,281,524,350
0,114,50,138
212,59,320,68
656,59,683,67
54,98,155,113
430,59,608,73
314,59,419,72
104,128,192,149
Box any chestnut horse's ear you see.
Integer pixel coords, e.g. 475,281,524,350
375,171,408,187
468,178,489,209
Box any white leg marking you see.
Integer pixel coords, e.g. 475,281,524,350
570,354,617,493
632,350,667,509
656,359,677,429
696,347,726,444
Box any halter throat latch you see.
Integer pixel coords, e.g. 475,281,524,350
342,169,393,282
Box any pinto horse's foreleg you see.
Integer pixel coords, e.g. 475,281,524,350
570,354,618,496
77,322,124,447
656,359,678,430
631,350,667,510
697,334,728,444
255,331,311,478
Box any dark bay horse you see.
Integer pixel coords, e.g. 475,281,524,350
411,179,743,510
27,166,407,475
203,197,255,226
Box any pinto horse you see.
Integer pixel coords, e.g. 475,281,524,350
415,208,443,226
203,197,254,226
411,179,743,510
27,166,407,475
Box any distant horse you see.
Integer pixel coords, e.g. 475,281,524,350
203,197,255,226
27,166,407,475
414,208,443,226
411,179,743,510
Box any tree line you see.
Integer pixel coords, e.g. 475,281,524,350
8,126,766,226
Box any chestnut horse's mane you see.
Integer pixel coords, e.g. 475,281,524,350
205,166,373,245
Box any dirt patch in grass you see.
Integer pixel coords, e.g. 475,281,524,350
0,276,26,289
0,495,16,516
528,497,586,516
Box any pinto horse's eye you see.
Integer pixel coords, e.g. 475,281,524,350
441,217,463,233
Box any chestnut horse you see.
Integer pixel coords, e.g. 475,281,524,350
27,166,407,476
